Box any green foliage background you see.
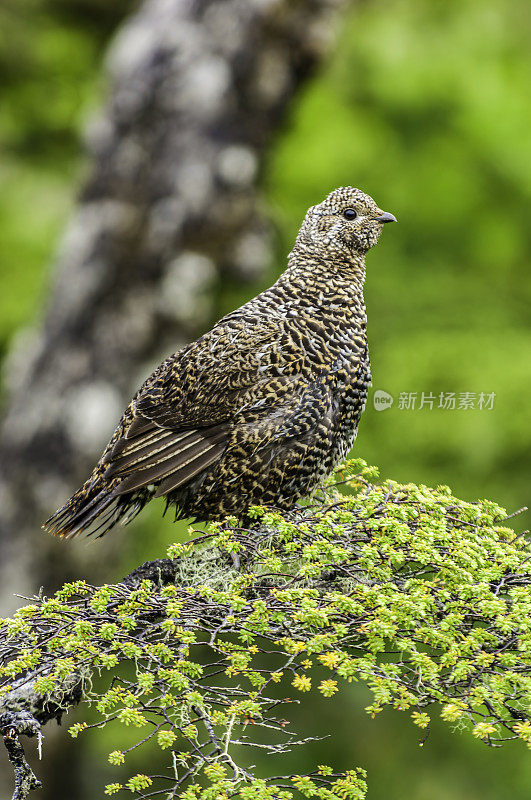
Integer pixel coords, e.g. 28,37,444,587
1,0,530,797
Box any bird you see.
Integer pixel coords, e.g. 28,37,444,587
43,187,396,539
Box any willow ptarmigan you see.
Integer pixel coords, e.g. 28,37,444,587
44,187,396,538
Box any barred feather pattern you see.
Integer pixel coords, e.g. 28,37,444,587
44,187,396,538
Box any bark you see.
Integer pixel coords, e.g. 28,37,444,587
0,0,349,617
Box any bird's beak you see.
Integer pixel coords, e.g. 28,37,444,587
375,211,397,224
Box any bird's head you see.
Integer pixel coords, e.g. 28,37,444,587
297,186,397,262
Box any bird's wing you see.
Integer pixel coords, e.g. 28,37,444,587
102,316,305,496
105,422,230,496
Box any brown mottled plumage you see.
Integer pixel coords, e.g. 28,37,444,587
44,187,396,538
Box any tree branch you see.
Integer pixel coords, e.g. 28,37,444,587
1,466,529,799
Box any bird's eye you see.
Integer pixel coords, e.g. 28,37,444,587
343,208,357,220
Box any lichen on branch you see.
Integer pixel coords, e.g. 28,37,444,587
1,459,530,799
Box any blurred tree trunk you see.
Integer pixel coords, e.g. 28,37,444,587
0,0,349,796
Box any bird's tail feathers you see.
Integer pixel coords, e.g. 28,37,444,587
43,475,144,540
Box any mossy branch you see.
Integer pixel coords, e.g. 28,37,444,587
1,460,530,799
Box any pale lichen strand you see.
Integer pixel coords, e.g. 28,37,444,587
1,459,530,799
